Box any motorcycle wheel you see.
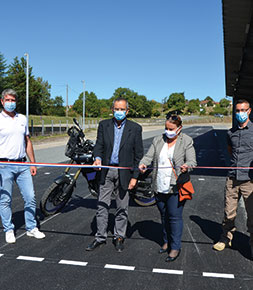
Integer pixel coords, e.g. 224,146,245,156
40,182,73,216
133,196,156,207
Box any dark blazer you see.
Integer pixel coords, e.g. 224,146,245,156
93,118,143,190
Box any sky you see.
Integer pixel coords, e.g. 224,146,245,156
1,0,225,105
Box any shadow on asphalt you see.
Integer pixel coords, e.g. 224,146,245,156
190,215,252,260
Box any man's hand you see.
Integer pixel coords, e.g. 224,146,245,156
180,164,188,173
93,158,102,171
138,164,147,173
128,178,137,190
30,166,37,176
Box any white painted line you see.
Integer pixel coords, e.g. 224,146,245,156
198,178,205,181
203,272,234,279
0,254,4,258
44,172,51,175
17,255,44,262
153,268,183,275
59,260,88,267
104,264,135,271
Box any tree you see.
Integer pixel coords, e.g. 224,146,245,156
73,91,100,117
0,52,7,93
111,87,152,117
5,57,51,115
220,98,230,108
187,99,200,114
204,96,214,107
49,96,65,116
165,92,186,112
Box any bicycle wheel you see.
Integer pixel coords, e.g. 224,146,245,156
40,182,73,216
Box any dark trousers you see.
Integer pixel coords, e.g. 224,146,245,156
155,193,185,250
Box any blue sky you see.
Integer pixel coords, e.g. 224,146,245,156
1,0,225,105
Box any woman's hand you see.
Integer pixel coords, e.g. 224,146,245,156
139,164,147,173
180,164,188,173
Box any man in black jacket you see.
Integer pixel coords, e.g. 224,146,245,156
86,97,143,252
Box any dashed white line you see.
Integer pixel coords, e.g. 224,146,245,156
203,272,234,279
44,172,51,175
198,178,205,181
0,254,4,258
59,260,88,266
152,268,183,275
104,264,135,271
16,255,44,262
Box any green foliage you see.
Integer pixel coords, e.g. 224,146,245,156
220,98,230,108
73,91,100,117
187,99,200,114
209,105,228,116
111,87,152,117
165,92,186,112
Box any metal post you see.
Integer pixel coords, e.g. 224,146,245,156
82,80,85,131
24,53,29,125
42,120,44,136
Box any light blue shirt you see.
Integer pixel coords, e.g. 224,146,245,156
109,118,126,164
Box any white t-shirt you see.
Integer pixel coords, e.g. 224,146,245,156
156,142,175,193
0,111,29,159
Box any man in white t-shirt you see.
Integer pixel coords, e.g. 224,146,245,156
0,88,45,243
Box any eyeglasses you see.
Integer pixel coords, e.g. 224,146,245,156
166,113,179,120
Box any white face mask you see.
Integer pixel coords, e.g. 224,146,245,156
165,126,181,139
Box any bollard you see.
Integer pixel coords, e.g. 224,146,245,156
59,120,61,134
51,120,54,135
31,119,34,136
42,120,44,136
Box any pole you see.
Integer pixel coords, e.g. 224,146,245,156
82,80,85,131
24,53,29,125
66,84,68,117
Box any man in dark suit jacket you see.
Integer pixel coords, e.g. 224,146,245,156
86,97,143,252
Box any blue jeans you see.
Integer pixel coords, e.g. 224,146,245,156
0,164,37,232
155,193,185,250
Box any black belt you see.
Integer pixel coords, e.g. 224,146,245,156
0,157,27,162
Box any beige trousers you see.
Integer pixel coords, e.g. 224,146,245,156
222,177,253,245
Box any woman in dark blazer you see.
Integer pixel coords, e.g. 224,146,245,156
139,113,196,262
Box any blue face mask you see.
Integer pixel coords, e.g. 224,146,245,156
236,111,248,123
4,101,16,112
114,110,126,121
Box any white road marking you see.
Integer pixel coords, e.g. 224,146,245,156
17,255,44,262
198,178,205,181
0,254,4,258
59,260,88,266
104,264,135,271
44,172,51,175
152,268,183,275
203,272,234,279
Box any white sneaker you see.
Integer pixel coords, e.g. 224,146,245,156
5,230,16,244
26,227,45,239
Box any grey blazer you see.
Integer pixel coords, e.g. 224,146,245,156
140,132,197,193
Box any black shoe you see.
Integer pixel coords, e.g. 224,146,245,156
86,240,106,251
158,247,168,254
113,237,124,252
165,249,181,262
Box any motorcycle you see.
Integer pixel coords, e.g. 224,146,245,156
40,118,156,217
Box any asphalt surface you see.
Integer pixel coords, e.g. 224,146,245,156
0,125,253,290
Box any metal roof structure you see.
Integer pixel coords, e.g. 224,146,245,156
223,0,253,100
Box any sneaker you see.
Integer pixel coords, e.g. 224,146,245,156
213,237,232,251
26,227,45,239
5,230,16,244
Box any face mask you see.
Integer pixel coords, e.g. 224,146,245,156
165,129,177,139
4,102,16,112
114,110,126,121
236,111,248,123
